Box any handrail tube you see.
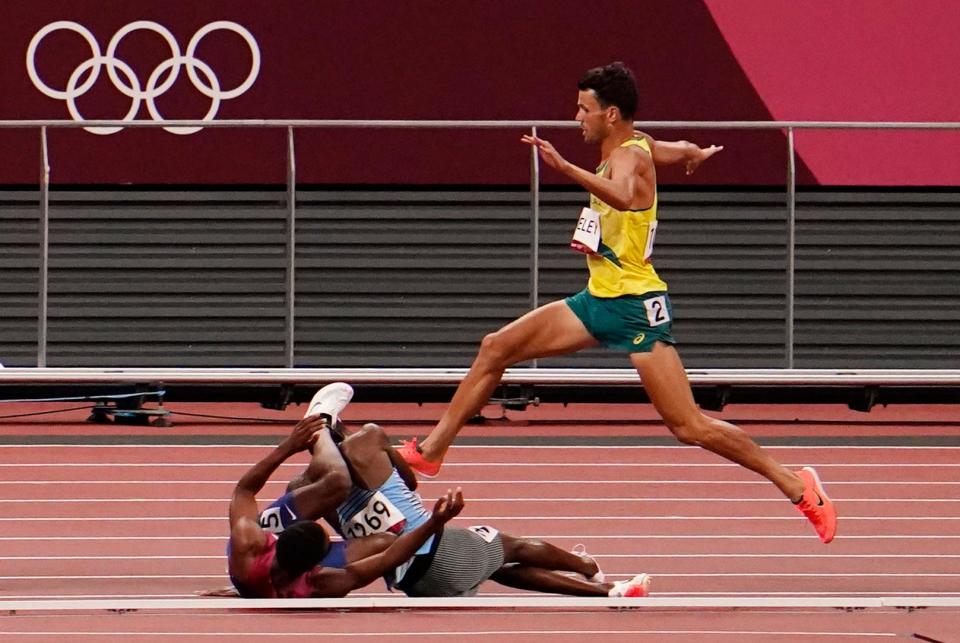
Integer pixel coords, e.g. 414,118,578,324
785,127,796,368
284,127,296,368
37,127,49,368
0,367,958,385
529,126,541,368
2,119,960,129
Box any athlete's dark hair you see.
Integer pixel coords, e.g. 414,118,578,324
275,521,330,577
577,61,638,120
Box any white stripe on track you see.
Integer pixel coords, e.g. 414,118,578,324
3,553,960,561
2,534,957,541
3,461,960,467
3,591,960,600
0,444,957,449
0,631,900,638
1,515,957,521
0,479,956,485
2,572,957,580
1,497,957,503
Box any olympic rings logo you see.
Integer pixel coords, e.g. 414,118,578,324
26,20,260,135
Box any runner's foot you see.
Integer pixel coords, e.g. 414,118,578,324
609,573,651,597
794,466,838,543
397,437,442,477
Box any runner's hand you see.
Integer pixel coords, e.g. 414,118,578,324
522,134,568,171
686,144,723,175
282,415,328,453
430,487,464,525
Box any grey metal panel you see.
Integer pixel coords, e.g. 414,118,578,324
794,191,960,368
294,194,532,367
0,188,957,369
35,192,287,367
0,197,41,365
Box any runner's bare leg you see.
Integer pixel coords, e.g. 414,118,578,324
418,301,597,461
631,342,804,500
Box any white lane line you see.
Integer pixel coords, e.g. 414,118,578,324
0,444,957,449
3,591,959,600
0,515,956,521
2,572,958,580
4,553,960,561
0,631,900,638
1,534,956,540
1,497,957,503
2,461,959,467
0,479,956,486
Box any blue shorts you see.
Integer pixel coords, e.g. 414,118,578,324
258,492,348,570
564,288,676,353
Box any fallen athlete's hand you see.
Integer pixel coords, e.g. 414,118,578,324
686,144,723,175
282,415,328,453
430,487,464,526
521,134,569,172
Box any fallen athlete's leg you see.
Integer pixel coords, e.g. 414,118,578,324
491,565,607,596
338,423,400,490
405,301,598,471
631,342,837,543
499,534,601,578
491,565,650,597
280,384,357,519
283,427,351,520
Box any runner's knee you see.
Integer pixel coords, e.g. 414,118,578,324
498,534,538,564
341,423,388,462
665,415,720,447
477,331,516,369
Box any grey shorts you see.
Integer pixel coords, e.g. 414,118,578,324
401,526,505,597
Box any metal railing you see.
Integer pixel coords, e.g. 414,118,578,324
3,118,959,371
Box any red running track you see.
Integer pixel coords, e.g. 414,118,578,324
0,401,957,640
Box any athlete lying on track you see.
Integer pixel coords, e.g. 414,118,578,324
226,410,464,598
221,383,649,599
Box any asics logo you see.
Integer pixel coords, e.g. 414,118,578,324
26,20,260,135
632,333,646,345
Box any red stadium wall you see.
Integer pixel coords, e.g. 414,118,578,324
0,1,955,186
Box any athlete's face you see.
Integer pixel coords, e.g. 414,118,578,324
576,90,615,144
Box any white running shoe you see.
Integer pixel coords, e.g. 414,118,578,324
609,573,652,598
571,543,605,583
304,382,354,426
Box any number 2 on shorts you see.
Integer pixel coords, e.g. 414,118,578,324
643,294,670,327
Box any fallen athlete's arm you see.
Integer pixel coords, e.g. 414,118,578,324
299,488,464,598
522,134,653,211
228,416,327,570
634,130,723,175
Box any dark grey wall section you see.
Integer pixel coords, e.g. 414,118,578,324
795,192,960,368
1,188,957,368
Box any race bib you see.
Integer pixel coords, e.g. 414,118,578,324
644,294,671,327
570,207,601,255
342,491,406,539
259,503,299,534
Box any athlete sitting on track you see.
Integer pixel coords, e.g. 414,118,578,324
260,383,650,598
226,408,463,598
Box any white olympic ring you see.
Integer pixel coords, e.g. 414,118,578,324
26,20,260,135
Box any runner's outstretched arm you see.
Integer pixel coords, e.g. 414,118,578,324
633,130,723,175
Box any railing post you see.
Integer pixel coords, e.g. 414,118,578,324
285,126,296,368
529,126,541,368
785,127,796,369
37,127,50,368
